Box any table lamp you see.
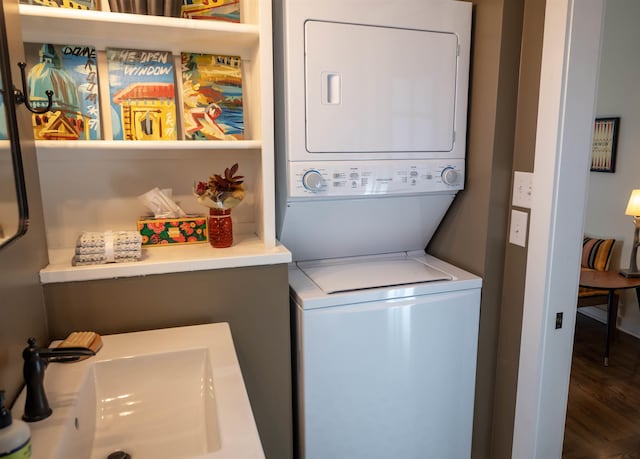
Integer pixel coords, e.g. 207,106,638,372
620,189,640,278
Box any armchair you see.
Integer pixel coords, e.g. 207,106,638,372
578,237,619,318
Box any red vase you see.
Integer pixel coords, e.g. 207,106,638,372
208,208,233,248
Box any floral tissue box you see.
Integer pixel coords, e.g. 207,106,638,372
137,216,208,246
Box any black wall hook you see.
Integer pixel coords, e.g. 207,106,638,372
13,62,53,114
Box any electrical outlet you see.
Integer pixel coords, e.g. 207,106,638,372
509,209,528,247
512,171,533,208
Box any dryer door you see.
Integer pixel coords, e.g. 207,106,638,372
304,21,459,154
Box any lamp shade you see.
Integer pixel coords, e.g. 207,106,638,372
625,190,640,216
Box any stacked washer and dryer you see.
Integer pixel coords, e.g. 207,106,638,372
273,1,481,458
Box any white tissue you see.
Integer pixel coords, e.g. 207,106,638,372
139,187,187,218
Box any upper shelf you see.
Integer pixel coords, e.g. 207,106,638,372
18,5,260,56
33,140,263,161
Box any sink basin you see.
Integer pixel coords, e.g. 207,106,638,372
12,323,265,459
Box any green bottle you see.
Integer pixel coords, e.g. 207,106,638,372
0,391,31,459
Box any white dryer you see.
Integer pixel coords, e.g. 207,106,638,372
274,0,473,261
273,1,480,457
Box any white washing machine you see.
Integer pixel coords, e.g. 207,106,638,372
272,1,479,457
290,252,481,458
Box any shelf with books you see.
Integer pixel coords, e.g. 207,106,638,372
19,4,259,56
20,6,261,145
18,0,283,281
20,45,256,144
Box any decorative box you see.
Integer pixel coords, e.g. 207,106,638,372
137,215,208,246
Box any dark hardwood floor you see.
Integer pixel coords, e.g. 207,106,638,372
563,312,640,458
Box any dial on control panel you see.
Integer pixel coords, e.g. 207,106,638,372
441,167,459,186
302,170,325,191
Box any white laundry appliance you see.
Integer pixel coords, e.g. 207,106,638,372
273,1,481,458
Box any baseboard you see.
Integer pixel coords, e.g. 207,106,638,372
618,323,640,340
577,307,640,340
578,307,607,324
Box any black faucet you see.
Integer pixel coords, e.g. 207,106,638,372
22,337,95,422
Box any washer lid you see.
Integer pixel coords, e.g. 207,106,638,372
297,256,452,294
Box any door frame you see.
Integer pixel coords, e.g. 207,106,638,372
512,0,605,457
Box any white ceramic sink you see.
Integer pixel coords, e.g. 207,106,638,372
12,323,265,459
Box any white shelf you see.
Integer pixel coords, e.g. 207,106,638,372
34,140,262,161
19,5,259,56
34,140,262,150
41,234,291,284
22,0,280,283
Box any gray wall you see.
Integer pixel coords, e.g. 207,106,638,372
428,0,543,457
0,0,49,402
43,264,292,459
491,0,545,456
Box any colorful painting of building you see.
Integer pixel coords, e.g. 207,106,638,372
106,48,177,141
111,83,177,140
24,43,101,140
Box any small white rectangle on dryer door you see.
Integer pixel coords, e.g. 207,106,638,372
322,72,341,104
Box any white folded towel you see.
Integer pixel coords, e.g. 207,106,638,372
75,243,141,255
72,231,142,266
76,231,142,248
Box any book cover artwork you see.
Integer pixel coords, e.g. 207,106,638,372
182,53,244,141
19,0,97,10
181,0,240,23
24,43,101,140
106,48,178,141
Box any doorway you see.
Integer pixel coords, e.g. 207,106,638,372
564,0,640,454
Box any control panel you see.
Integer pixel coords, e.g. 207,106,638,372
288,159,465,198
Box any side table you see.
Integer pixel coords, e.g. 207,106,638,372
579,269,640,365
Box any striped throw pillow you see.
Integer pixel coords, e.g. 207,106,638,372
581,237,615,271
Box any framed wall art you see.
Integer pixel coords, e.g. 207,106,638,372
590,117,620,173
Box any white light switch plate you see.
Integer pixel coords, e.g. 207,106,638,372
509,209,528,247
512,171,533,208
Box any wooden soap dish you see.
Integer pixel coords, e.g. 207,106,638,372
56,331,103,361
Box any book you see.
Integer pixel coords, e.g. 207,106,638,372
146,0,164,16
19,0,98,10
106,48,178,141
164,0,181,17
107,0,120,12
133,0,147,14
23,43,102,140
120,0,134,13
181,52,244,141
181,0,240,23
109,0,180,16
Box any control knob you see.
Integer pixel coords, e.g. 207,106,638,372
441,167,459,186
302,170,324,192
